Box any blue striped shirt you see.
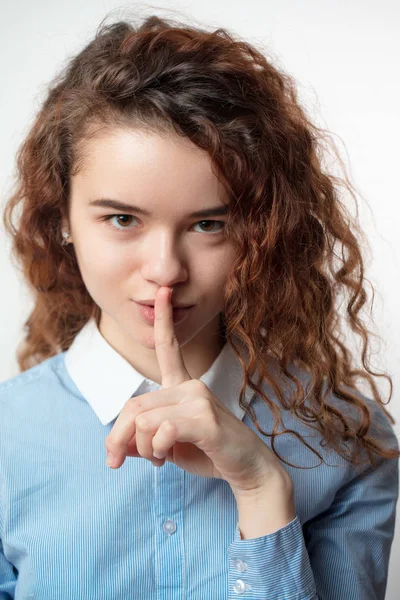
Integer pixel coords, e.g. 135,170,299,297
0,317,398,599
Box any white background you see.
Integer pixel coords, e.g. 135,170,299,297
1,1,399,596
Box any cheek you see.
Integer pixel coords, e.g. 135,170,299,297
211,246,235,285
198,248,235,304
74,237,130,291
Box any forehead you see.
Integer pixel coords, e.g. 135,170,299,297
70,127,229,208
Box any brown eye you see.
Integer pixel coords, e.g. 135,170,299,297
192,220,225,234
103,214,138,231
113,215,135,227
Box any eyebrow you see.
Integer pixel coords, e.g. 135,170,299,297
88,198,229,219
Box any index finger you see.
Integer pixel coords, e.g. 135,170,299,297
154,286,191,389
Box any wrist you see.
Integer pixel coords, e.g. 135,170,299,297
234,472,296,539
231,466,293,502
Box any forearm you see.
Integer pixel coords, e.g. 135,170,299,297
235,472,296,540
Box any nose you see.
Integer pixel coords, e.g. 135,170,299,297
140,232,188,286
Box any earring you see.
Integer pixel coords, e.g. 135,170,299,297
61,231,71,246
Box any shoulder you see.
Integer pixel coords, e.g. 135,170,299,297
0,353,64,403
288,362,398,442
327,383,399,451
266,361,399,464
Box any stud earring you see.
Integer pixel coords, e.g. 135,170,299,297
61,231,71,246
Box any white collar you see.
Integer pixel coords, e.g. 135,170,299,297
64,318,257,426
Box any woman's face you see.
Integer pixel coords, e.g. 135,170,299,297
66,127,236,357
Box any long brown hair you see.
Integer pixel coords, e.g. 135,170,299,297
3,12,398,470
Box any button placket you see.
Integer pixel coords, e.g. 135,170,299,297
232,558,251,595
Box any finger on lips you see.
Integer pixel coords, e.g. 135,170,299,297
105,285,192,467
154,286,192,390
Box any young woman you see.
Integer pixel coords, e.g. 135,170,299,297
1,12,398,600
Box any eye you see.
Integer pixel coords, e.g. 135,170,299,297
193,220,225,234
101,214,225,235
102,214,138,231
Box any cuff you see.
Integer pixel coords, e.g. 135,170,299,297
227,515,317,599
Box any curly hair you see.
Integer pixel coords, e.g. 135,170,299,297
3,11,398,471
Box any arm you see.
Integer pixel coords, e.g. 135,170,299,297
227,433,398,599
0,537,16,599
228,474,318,600
235,471,296,539
303,447,398,599
0,473,16,599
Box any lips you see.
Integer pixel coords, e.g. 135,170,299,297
134,301,193,324
136,301,192,309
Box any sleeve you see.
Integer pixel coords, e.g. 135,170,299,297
303,445,399,599
227,514,318,599
227,425,399,599
0,537,16,599
1,431,17,599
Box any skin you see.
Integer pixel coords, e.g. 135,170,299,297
103,285,295,508
62,126,296,527
63,127,236,383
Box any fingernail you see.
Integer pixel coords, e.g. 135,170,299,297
153,450,165,459
106,452,115,466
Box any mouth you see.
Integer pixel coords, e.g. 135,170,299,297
135,300,193,309
133,301,194,324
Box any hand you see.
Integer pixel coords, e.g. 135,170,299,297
104,286,292,497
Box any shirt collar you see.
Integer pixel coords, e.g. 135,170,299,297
64,318,257,426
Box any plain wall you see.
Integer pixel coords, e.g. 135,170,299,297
1,1,399,597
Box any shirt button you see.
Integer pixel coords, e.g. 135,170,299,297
163,519,177,535
233,579,252,594
234,559,248,572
